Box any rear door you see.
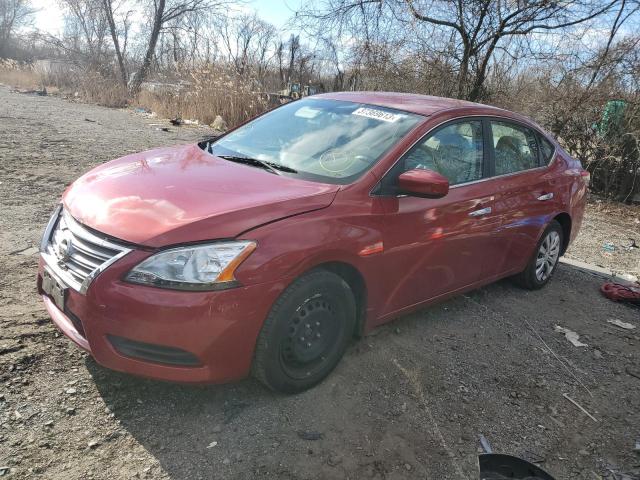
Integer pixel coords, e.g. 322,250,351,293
482,119,561,278
375,119,500,316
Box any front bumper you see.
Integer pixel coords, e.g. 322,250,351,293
37,256,285,383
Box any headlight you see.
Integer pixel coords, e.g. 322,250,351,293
124,241,256,291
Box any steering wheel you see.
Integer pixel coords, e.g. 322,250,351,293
319,150,372,174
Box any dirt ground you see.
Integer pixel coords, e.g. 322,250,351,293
1,86,639,480
565,200,640,281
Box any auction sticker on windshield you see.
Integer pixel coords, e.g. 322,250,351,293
352,107,403,122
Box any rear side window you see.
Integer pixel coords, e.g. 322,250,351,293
401,120,484,185
538,135,555,165
491,121,539,175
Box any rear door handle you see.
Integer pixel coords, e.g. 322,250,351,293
537,193,554,201
469,207,492,217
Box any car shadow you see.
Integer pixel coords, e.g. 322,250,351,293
83,277,529,479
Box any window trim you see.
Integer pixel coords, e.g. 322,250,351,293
536,132,556,167
372,114,557,196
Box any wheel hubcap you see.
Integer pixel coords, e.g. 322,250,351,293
280,297,339,378
535,230,560,282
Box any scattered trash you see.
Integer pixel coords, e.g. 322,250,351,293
479,434,493,454
65,387,77,395
619,273,639,283
601,282,640,305
170,117,183,126
524,318,593,397
183,119,199,125
607,319,636,330
211,115,227,131
133,107,156,118
84,118,96,123
87,439,100,449
297,430,323,441
0,466,10,476
206,441,218,448
523,449,545,464
623,238,638,250
635,438,640,452
479,454,556,480
554,326,588,347
562,393,598,423
602,242,616,253
156,127,170,132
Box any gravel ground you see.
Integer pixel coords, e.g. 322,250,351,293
0,86,639,480
565,200,640,281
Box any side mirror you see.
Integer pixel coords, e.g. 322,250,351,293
397,169,449,199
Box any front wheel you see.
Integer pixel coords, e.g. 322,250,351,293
513,220,563,290
253,270,356,393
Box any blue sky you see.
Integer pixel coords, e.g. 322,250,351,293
31,0,304,34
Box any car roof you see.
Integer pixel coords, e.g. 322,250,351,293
317,91,512,118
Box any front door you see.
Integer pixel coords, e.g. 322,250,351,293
375,119,500,317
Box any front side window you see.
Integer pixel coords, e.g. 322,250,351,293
209,99,422,184
491,121,539,175
401,120,484,185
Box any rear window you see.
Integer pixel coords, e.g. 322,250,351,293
490,121,539,175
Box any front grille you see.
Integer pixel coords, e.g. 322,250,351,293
41,207,131,294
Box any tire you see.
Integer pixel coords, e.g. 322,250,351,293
253,270,356,393
513,220,564,290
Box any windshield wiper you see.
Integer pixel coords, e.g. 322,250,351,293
217,155,297,175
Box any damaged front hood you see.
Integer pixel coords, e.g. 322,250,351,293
63,144,339,247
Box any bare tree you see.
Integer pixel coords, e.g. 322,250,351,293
297,0,621,101
0,0,35,57
102,0,132,86
57,0,111,70
220,13,276,79
129,0,225,94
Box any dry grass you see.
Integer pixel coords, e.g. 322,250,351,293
0,63,128,108
75,71,128,108
135,65,272,127
0,66,44,90
0,62,270,126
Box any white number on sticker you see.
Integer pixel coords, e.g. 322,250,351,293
352,107,403,122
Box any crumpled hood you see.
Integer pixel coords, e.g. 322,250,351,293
63,144,339,247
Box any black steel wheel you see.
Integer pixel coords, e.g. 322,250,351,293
253,270,356,393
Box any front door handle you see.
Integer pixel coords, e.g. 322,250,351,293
469,207,492,217
537,192,554,201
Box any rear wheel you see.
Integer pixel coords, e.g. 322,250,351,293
513,220,563,290
253,270,356,393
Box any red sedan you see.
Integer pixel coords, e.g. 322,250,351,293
38,92,589,393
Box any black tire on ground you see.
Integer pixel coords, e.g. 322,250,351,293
513,219,564,290
253,270,356,393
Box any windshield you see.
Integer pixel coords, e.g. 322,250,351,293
209,98,422,184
